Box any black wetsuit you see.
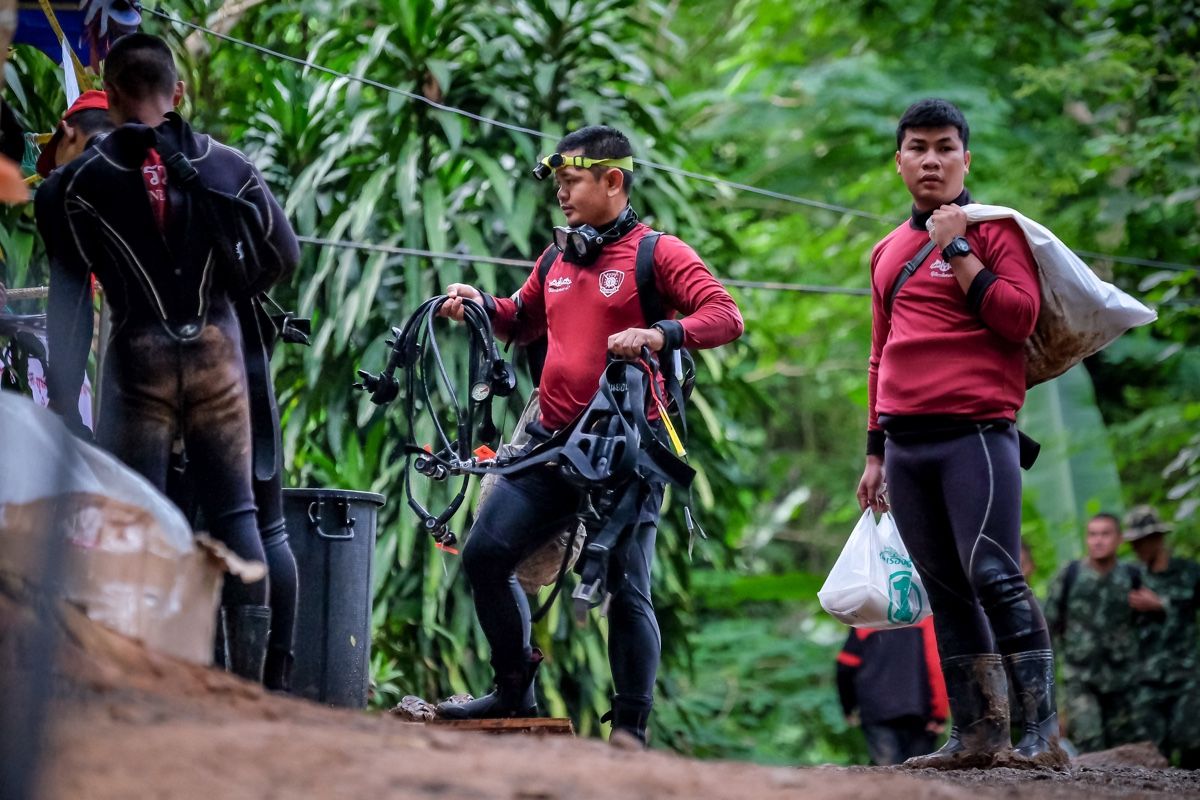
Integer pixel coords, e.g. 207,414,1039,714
37,113,299,607
464,449,664,713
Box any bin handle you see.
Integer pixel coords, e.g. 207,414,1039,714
308,500,356,540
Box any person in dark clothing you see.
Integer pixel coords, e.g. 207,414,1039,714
435,125,743,745
855,99,1065,768
171,322,300,693
34,90,115,179
36,33,299,682
0,100,24,165
837,616,948,765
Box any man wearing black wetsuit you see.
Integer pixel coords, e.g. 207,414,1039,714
37,34,299,680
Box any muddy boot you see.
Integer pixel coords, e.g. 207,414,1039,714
1006,650,1068,767
436,649,543,719
904,653,1010,769
222,605,272,683
603,698,652,749
263,646,294,693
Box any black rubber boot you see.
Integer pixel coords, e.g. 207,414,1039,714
222,605,272,683
261,524,298,694
436,649,543,720
263,646,294,693
904,653,1010,769
1006,650,1069,767
603,698,652,748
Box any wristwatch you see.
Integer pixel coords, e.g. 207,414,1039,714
941,236,972,262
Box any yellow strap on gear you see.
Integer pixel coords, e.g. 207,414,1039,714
36,0,90,88
651,395,687,457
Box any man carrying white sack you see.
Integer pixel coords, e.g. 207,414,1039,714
855,98,1066,769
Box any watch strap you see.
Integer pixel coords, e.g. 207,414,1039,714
941,236,972,262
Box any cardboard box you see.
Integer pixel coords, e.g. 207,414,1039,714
0,393,263,664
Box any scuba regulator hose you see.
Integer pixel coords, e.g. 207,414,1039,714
354,295,516,548
358,305,696,624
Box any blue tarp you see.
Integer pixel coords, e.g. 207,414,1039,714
13,3,93,64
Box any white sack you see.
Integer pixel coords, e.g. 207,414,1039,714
948,205,1158,386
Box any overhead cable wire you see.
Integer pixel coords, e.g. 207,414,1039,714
146,7,893,224
298,234,871,296
1072,250,1199,273
148,6,1200,274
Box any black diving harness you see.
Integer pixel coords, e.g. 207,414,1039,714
355,295,695,621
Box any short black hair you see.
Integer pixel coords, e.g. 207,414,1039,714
104,33,178,100
1090,512,1122,532
896,98,969,150
65,108,115,137
555,124,634,193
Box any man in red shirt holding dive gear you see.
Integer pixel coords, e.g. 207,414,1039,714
438,125,742,745
856,99,1066,768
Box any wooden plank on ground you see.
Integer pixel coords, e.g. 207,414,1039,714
429,717,574,736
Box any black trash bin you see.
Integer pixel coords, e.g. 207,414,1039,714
282,488,384,708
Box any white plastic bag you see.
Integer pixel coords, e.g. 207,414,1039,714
950,205,1158,386
818,510,931,629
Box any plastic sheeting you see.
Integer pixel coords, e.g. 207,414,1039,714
0,392,248,663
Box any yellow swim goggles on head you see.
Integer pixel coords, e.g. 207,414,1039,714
532,152,634,180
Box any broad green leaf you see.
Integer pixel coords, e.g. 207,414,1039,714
1020,364,1124,563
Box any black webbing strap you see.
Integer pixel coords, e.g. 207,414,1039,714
635,232,664,327
519,246,562,385
634,231,689,443
536,246,560,282
886,239,938,315
571,480,642,622
153,130,279,480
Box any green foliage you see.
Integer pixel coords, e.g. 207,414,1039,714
1020,365,1125,564
6,0,1198,766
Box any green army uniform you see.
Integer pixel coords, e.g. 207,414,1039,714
1044,561,1145,752
1133,556,1200,763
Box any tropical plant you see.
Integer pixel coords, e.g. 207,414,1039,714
4,0,1198,765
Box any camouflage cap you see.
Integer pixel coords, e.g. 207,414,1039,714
1123,505,1172,542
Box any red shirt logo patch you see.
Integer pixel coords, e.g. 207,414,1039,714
598,269,624,297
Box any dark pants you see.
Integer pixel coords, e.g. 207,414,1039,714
885,423,1050,659
98,307,266,606
254,467,298,667
461,464,663,709
863,716,938,765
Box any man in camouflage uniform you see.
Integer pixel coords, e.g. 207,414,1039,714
1125,506,1200,768
1044,513,1145,753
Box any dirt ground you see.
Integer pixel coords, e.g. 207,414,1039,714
4,584,1199,800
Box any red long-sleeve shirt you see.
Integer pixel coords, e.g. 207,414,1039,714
490,223,743,430
868,218,1040,434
